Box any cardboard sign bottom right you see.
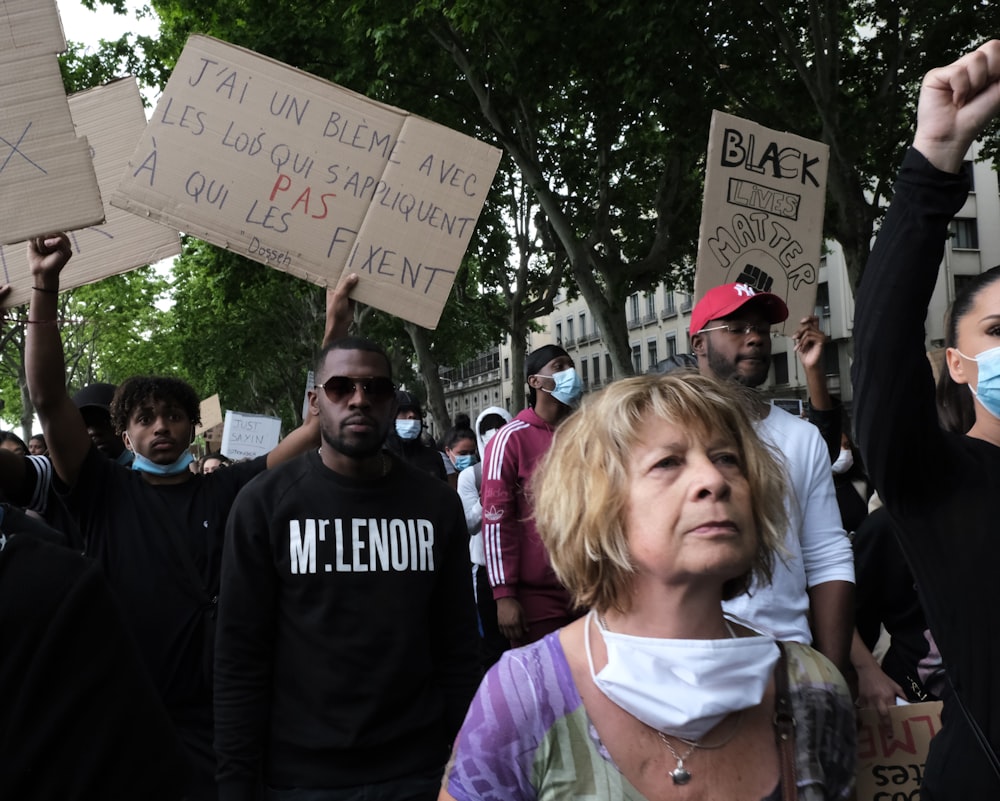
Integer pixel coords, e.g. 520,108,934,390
854,701,942,801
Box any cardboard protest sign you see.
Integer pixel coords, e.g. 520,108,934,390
0,0,104,245
196,393,225,436
221,410,282,460
111,35,503,330
694,110,829,333
0,78,181,308
855,701,942,801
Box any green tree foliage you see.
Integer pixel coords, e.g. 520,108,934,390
69,0,1000,398
0,267,169,437
167,239,327,429
347,0,711,376
685,0,1000,290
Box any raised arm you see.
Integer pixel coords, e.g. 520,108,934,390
25,235,92,488
322,271,358,347
794,315,841,462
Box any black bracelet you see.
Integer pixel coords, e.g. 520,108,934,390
32,286,58,294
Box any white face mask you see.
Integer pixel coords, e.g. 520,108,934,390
585,610,778,740
831,447,854,475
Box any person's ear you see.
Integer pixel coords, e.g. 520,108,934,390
307,388,321,416
946,347,970,385
691,333,706,357
122,431,133,451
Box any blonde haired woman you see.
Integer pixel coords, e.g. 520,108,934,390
441,372,854,800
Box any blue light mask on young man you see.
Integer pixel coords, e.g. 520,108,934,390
131,450,195,476
541,367,584,407
395,419,422,440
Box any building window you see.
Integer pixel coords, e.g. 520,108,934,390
579,312,587,341
631,343,642,374
666,334,677,358
963,160,975,191
580,358,589,388
663,290,676,316
503,358,510,379
680,292,693,312
555,323,563,346
647,339,658,369
815,281,830,317
644,292,656,322
567,317,575,342
823,340,839,376
592,355,600,387
628,293,640,326
951,218,979,250
606,353,614,381
773,352,788,385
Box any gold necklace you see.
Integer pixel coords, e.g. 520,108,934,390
656,710,745,785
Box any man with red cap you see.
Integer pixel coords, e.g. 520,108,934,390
689,282,854,675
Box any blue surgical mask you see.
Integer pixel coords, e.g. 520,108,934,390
542,367,584,407
395,419,422,440
957,345,1000,420
453,454,477,471
131,450,194,476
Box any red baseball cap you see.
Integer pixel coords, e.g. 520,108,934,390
690,283,789,335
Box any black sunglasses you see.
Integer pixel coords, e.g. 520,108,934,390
316,376,396,402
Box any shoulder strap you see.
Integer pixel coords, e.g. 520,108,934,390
947,673,1000,782
774,642,798,801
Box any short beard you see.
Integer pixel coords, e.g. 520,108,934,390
321,425,386,460
705,339,769,388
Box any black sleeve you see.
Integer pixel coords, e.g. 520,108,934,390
806,401,842,463
852,148,969,503
852,508,891,650
429,494,481,742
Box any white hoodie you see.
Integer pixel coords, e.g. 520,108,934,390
457,406,512,567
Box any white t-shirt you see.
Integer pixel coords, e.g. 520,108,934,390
723,405,854,642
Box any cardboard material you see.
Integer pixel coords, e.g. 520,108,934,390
0,0,104,245
0,78,181,307
221,410,282,461
855,701,943,801
196,393,224,435
111,35,503,330
694,111,829,334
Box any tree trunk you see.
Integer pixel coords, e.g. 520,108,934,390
508,332,528,414
404,321,451,436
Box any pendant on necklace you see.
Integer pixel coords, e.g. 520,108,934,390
670,761,692,785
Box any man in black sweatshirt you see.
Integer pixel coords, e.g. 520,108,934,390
214,336,479,801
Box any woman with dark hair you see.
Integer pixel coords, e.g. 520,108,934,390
0,432,28,457
853,42,1000,799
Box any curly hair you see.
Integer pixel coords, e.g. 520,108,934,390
531,370,788,615
110,376,202,435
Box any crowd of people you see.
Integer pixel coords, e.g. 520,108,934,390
2,41,1000,801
